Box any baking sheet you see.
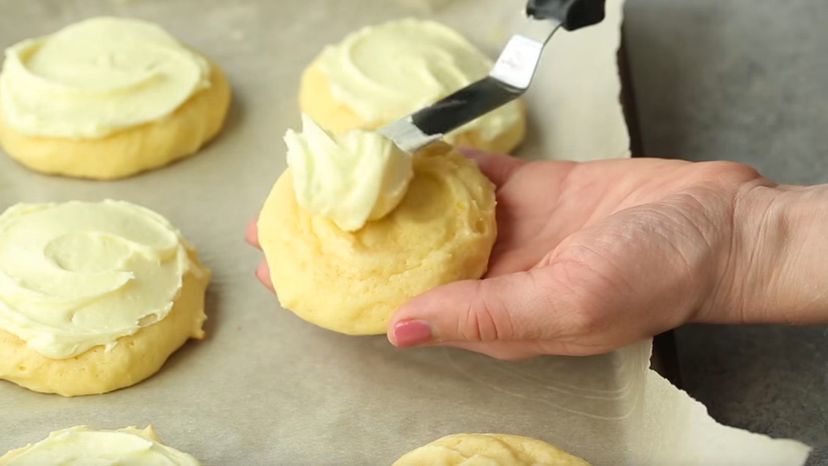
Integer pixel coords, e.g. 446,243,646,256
0,0,811,464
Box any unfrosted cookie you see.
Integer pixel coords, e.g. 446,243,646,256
0,200,210,396
393,433,591,466
299,18,525,154
258,143,496,335
0,17,231,180
0,426,200,465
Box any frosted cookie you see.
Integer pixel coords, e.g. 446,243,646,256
0,200,210,396
300,18,525,154
0,17,231,180
393,433,591,466
258,116,496,335
0,426,200,465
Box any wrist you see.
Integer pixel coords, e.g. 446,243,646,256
710,182,828,324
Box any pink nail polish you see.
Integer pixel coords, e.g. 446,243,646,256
392,320,432,347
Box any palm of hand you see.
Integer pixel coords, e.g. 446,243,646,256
488,155,738,275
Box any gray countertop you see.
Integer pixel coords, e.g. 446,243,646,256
624,0,828,464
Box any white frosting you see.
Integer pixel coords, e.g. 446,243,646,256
285,115,413,231
317,18,522,142
0,426,200,466
0,17,210,138
0,200,205,359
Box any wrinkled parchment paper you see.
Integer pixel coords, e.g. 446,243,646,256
0,0,811,464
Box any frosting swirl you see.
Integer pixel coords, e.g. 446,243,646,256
0,200,204,359
285,115,413,231
316,18,522,142
0,426,200,466
0,17,210,138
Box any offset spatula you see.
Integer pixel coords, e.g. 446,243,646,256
379,0,607,153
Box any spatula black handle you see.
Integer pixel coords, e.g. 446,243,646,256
527,0,606,30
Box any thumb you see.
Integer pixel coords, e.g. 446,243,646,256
388,269,567,347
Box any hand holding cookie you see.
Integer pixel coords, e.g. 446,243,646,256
250,148,828,361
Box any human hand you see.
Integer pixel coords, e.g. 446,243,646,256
386,150,770,359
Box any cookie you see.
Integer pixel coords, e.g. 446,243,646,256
0,200,210,396
0,17,230,179
393,433,591,466
0,426,200,465
258,143,496,334
299,18,525,154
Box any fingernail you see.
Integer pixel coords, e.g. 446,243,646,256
392,320,432,347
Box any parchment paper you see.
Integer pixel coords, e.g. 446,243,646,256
0,0,812,464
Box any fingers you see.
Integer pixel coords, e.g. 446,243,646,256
256,260,274,291
457,147,524,187
247,219,273,292
245,219,260,248
388,269,565,350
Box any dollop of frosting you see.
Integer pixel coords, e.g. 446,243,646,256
285,114,413,232
0,426,200,466
0,200,205,359
0,17,210,139
316,18,522,142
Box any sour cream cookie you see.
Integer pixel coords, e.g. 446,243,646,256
0,426,200,465
300,18,525,154
0,200,210,396
0,17,231,179
393,433,591,466
258,119,496,335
